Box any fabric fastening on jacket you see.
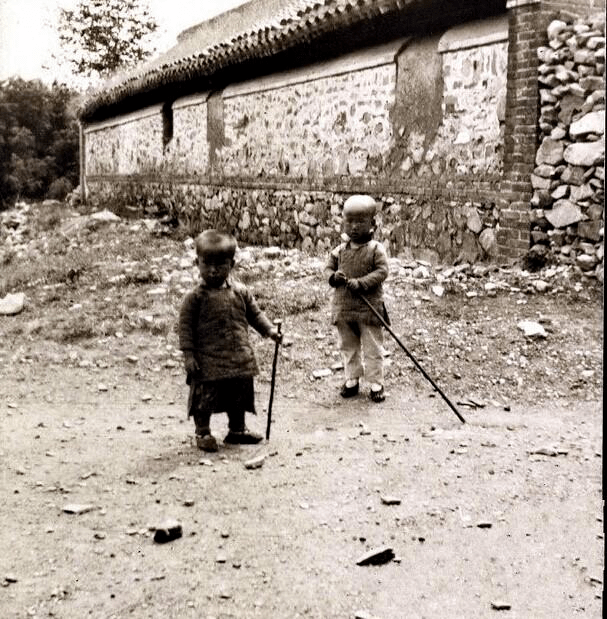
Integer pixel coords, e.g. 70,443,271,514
178,279,273,382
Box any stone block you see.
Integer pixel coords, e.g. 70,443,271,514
479,228,498,256
577,220,603,241
558,94,585,124
547,20,568,40
570,111,605,138
587,203,603,220
531,174,552,190
466,208,483,234
545,200,585,228
580,76,605,92
534,164,556,178
574,49,596,64
536,138,564,165
551,185,569,200
569,183,595,202
564,139,605,166
561,165,586,185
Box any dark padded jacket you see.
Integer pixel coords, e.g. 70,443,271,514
178,279,273,382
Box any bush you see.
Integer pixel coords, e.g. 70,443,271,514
46,177,74,201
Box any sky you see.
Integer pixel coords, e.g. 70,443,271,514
0,0,248,84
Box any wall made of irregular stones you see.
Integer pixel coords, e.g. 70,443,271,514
391,33,507,179
164,98,210,175
85,107,164,176
530,12,605,279
221,64,396,178
88,178,500,265
84,17,509,263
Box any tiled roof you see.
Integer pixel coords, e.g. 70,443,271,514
78,0,424,120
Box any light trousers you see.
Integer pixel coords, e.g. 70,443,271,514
336,320,384,384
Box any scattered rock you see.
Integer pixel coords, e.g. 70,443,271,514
0,292,25,315
529,446,558,456
476,521,493,529
312,368,332,379
153,519,183,544
380,495,402,506
491,601,512,611
517,320,548,338
244,455,265,470
356,546,395,566
354,612,380,619
62,503,96,515
90,209,121,222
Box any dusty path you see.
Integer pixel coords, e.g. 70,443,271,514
1,205,603,617
1,364,602,619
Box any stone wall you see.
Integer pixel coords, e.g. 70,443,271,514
84,16,511,263
530,13,605,279
390,25,508,179
220,63,397,178
85,106,164,176
165,94,210,176
88,180,499,264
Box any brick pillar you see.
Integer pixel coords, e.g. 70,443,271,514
497,0,548,260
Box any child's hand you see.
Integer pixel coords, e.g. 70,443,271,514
346,278,362,293
331,270,348,287
270,328,283,343
183,351,199,375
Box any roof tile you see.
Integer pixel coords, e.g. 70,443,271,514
81,0,413,119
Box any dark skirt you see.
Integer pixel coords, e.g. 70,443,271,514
187,376,256,417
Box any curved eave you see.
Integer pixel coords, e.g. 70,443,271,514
79,0,504,122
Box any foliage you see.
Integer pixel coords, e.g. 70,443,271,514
57,0,158,80
0,78,80,208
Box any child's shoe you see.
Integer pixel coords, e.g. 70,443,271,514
340,379,359,398
369,384,385,403
224,428,263,444
196,433,218,452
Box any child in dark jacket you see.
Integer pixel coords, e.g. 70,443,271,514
178,230,282,451
326,195,389,402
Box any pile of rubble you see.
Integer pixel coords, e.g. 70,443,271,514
532,13,605,281
1,201,601,310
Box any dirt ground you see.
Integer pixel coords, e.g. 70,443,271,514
0,207,604,618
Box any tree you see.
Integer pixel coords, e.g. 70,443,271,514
0,78,79,208
57,0,159,81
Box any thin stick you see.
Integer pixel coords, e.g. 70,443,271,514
265,320,282,440
357,293,466,424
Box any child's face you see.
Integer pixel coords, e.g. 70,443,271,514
343,212,374,242
197,254,234,288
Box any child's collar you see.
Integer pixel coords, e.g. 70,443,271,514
200,277,231,289
347,238,372,249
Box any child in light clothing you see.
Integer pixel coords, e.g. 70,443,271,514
178,230,282,451
326,195,389,402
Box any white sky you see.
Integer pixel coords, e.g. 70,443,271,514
0,0,248,83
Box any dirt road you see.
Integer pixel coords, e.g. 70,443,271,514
1,206,603,617
1,359,602,619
